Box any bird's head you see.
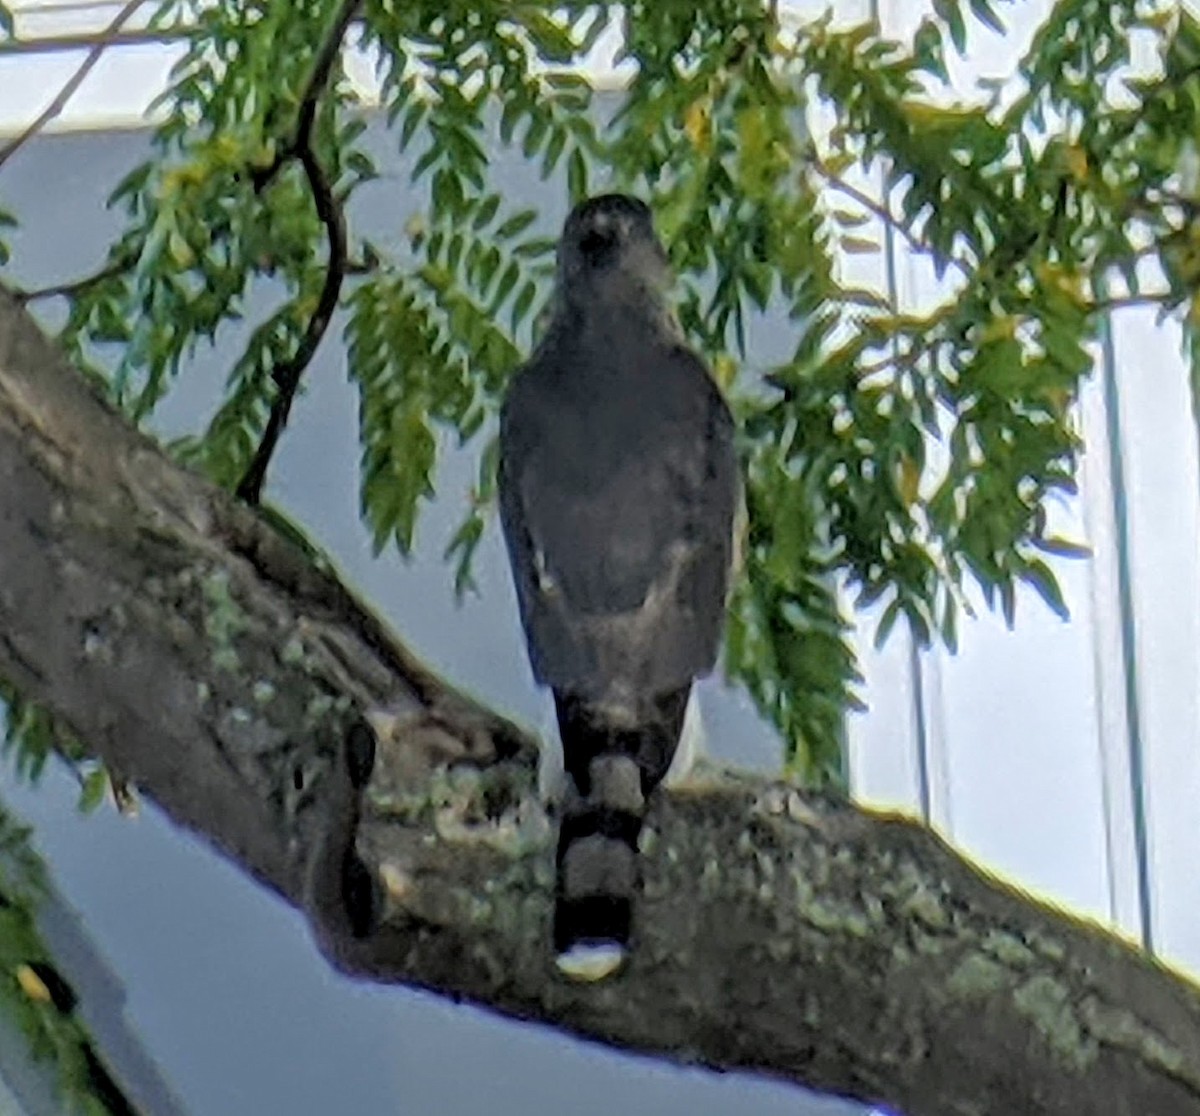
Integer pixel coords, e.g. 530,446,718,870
556,194,673,310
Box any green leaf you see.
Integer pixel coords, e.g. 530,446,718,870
567,147,589,201
840,236,880,255
400,100,428,151
78,768,108,815
510,280,537,331
874,596,903,649
940,596,960,654
3,682,85,783
541,128,568,178
999,577,1017,628
1021,558,1070,621
912,18,948,80
444,510,485,597
513,236,555,258
933,0,968,53
968,0,1006,34
472,193,501,230
0,205,13,266
1032,535,1091,559
496,210,537,239
523,115,548,159
411,142,441,182
346,149,377,183
490,260,520,313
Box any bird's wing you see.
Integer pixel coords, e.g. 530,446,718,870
498,342,738,703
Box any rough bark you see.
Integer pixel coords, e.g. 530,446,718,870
0,285,1198,1116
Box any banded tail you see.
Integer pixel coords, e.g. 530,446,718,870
551,685,692,981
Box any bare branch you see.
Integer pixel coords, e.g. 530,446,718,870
13,255,131,305
0,0,144,173
297,2,361,156
809,159,974,283
14,213,372,312
251,0,363,192
236,144,348,505
1089,290,1179,315
235,0,363,505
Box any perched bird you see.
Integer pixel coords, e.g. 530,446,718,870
498,194,739,979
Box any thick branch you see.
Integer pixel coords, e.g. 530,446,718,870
1,285,1199,1116
0,0,144,174
235,0,362,505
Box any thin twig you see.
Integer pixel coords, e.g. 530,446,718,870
252,0,362,193
235,0,362,505
236,146,347,504
843,292,1178,384
809,159,974,283
1089,290,1177,314
14,256,131,305
296,3,361,158
0,0,144,173
14,199,373,310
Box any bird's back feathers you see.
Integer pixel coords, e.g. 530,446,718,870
496,197,739,976
499,323,738,701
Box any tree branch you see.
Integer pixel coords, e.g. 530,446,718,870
295,1,362,165
0,0,144,174
235,145,347,505
2,283,1200,1116
808,158,974,283
235,0,363,505
15,239,373,308
1089,290,1178,315
13,254,133,305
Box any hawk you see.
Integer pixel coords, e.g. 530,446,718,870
498,194,740,979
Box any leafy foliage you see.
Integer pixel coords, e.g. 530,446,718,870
1,680,86,785
0,204,14,266
0,803,139,1114
1,680,123,822
3,0,1196,783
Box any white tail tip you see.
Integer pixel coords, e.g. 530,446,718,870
555,942,627,982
